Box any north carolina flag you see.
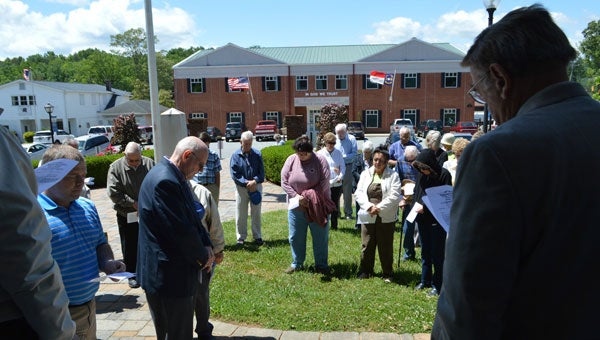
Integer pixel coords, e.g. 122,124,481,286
369,71,394,86
228,77,249,90
23,68,30,81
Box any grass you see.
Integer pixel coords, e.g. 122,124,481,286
210,209,437,334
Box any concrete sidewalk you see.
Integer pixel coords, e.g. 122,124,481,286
92,157,431,339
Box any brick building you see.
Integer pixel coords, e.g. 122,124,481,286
173,38,477,136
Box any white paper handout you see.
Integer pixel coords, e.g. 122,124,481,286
356,208,377,224
34,159,79,194
422,185,453,233
107,272,135,282
406,202,422,223
127,211,138,224
288,196,300,210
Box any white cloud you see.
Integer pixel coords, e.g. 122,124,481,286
363,17,424,44
45,0,90,6
0,0,199,59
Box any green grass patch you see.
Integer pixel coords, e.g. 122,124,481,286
211,209,436,333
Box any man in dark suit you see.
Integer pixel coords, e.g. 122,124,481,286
433,5,600,339
137,136,215,340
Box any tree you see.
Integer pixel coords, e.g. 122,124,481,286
112,113,141,152
580,20,600,71
317,104,348,149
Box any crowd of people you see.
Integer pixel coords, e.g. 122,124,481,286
3,5,599,339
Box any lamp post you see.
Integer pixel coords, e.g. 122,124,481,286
44,103,55,144
482,0,500,132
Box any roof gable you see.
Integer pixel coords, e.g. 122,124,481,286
174,43,285,68
359,38,464,62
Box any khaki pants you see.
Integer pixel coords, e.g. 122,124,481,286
69,298,96,340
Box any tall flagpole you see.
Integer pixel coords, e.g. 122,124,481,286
388,69,396,102
247,74,256,105
144,0,163,161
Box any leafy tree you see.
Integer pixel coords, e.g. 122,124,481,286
580,20,600,71
158,89,175,108
112,113,141,152
317,104,348,149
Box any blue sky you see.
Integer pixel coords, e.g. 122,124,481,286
1,0,598,60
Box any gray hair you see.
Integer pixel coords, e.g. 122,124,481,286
62,138,78,149
124,142,141,155
404,145,419,159
173,136,206,157
426,130,442,149
42,144,85,164
335,123,347,133
462,4,576,77
399,126,410,135
241,130,253,142
362,140,374,153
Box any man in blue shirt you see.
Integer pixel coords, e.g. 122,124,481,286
38,145,125,340
394,145,420,261
335,123,358,219
388,126,423,167
230,131,265,245
193,132,223,204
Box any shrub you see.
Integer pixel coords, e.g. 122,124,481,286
261,143,294,185
318,103,348,149
113,113,141,152
23,131,35,143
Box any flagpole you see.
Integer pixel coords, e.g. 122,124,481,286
389,69,396,102
247,73,255,105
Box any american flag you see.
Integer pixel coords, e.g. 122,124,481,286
228,77,249,90
23,68,30,81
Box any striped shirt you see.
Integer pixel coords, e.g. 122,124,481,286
193,149,222,185
37,194,107,305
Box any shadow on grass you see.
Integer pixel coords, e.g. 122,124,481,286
212,337,277,340
223,238,289,252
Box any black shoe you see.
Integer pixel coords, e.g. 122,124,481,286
254,238,264,246
128,277,140,289
315,267,331,275
415,282,430,290
357,272,371,279
427,288,439,297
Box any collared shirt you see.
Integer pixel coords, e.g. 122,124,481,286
395,160,419,182
193,149,221,185
37,194,107,305
107,155,154,216
317,148,345,187
389,140,423,162
335,133,358,164
230,147,265,187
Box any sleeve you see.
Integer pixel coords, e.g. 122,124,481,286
0,129,76,339
254,151,265,183
318,155,332,201
337,150,346,179
280,155,297,198
376,171,401,212
191,183,225,254
352,155,363,185
433,140,522,339
229,153,247,187
107,162,134,208
354,170,373,211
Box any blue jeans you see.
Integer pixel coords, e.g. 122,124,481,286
288,208,329,269
418,214,447,290
402,219,416,259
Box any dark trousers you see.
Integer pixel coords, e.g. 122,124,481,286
400,204,416,258
330,186,343,229
418,214,447,290
359,217,395,276
0,318,38,340
117,214,139,273
146,292,194,340
194,269,213,339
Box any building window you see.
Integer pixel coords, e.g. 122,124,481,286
190,112,207,119
335,75,347,90
365,75,380,89
442,108,457,126
265,111,280,126
403,109,417,125
79,94,85,105
443,72,459,88
315,75,327,90
296,76,308,91
404,73,418,88
11,96,18,106
264,76,279,92
189,78,205,93
19,83,25,90
229,112,243,123
365,110,379,128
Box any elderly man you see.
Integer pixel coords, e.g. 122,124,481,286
388,126,422,167
107,142,154,288
433,5,600,338
137,136,214,340
37,145,125,339
394,145,420,262
0,126,76,340
193,132,222,204
334,123,358,219
230,131,265,245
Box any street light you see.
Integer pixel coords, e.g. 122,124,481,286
481,0,500,132
44,103,55,144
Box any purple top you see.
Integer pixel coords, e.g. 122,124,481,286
280,152,331,201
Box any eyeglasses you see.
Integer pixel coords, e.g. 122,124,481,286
190,152,205,171
468,72,488,104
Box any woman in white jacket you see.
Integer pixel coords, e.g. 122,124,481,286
317,132,345,230
354,147,401,282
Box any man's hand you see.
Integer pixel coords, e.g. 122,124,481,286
202,246,215,272
103,260,126,274
215,251,224,264
246,180,257,192
368,205,380,216
133,201,138,211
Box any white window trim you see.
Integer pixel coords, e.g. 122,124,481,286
315,75,328,90
442,108,458,126
365,109,379,128
335,75,347,90
444,72,458,88
190,112,207,119
229,112,243,123
296,76,308,91
190,78,204,93
265,111,279,125
404,73,418,89
265,76,278,92
365,75,379,90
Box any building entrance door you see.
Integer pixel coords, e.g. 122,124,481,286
307,108,321,143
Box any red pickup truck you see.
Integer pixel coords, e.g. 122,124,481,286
450,121,478,135
254,120,279,141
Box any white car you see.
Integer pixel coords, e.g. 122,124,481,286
88,126,115,141
75,135,111,156
33,129,75,145
22,143,49,161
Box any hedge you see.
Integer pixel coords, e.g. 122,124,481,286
261,142,295,185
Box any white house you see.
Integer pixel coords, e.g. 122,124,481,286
0,80,130,140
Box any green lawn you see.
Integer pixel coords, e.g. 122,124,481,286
210,210,437,334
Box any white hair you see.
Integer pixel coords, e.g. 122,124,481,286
124,142,141,155
426,130,442,148
335,123,347,133
362,140,374,153
399,126,410,135
241,130,254,141
404,145,419,159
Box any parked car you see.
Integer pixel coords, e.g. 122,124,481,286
33,129,75,145
418,119,443,137
450,121,478,134
225,122,247,142
75,135,111,156
390,118,415,134
254,120,279,141
347,121,365,140
451,132,473,141
22,143,49,161
88,125,115,141
138,125,153,144
205,126,223,142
